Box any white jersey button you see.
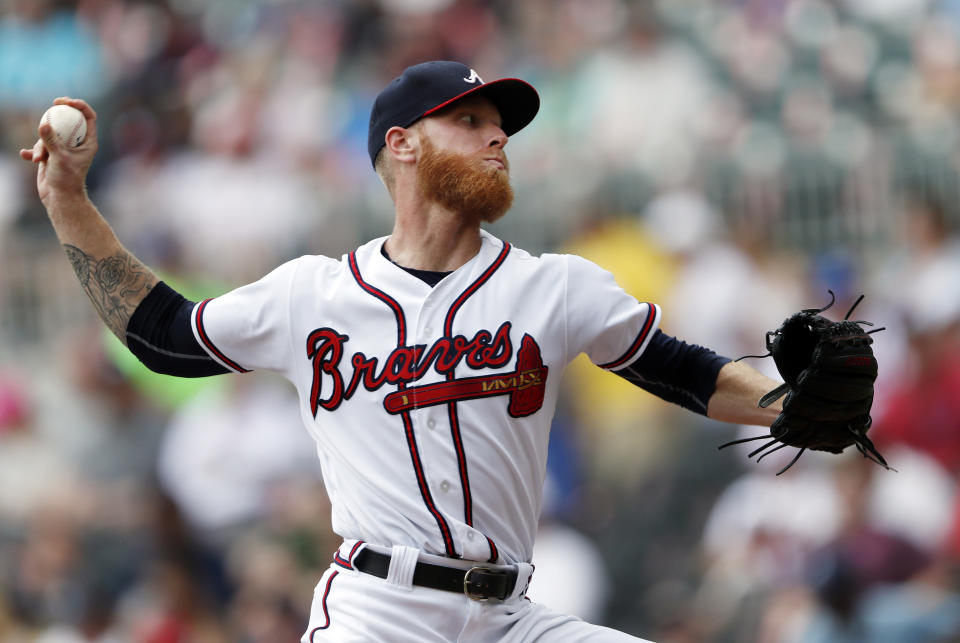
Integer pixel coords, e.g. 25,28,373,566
440,480,451,492
467,532,475,541
427,419,436,429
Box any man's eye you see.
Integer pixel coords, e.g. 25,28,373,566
460,114,475,125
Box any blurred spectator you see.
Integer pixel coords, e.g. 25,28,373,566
648,189,805,360
701,466,844,590
870,199,960,476
50,329,167,484
4,505,85,627
864,448,957,552
872,346,960,467
101,106,327,283
0,0,107,110
571,6,714,186
528,521,611,623
875,194,960,334
224,534,311,642
0,376,80,526
855,564,960,643
699,445,958,641
119,553,229,643
0,156,24,241
754,449,958,642
156,374,320,543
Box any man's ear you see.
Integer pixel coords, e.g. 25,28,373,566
384,126,417,164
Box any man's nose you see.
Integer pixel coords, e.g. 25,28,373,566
488,125,507,148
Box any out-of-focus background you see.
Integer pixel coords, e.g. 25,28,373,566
2,0,960,641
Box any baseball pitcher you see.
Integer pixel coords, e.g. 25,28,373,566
20,61,880,642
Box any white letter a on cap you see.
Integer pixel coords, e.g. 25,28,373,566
463,69,483,84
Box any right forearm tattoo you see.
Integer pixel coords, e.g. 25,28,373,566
64,244,155,344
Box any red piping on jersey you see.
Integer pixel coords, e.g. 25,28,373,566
443,241,511,560
599,302,657,370
194,299,250,373
348,252,456,557
485,536,499,563
309,570,338,639
333,540,365,570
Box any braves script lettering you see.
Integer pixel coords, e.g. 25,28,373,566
380,333,548,417
307,321,514,415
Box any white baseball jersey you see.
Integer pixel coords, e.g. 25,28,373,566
190,229,660,565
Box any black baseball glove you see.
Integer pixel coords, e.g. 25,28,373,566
720,291,890,475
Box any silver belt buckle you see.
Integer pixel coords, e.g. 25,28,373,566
463,566,506,601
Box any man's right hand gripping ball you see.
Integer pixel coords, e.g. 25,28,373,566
19,97,98,205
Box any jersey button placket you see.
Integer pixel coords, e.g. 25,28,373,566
419,301,439,434
419,299,434,341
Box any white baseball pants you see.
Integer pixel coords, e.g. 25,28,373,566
301,541,652,642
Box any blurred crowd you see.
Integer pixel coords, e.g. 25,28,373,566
2,0,960,641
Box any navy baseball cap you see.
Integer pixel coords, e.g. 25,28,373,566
367,61,540,167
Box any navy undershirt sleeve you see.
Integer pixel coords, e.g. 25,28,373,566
614,330,731,416
126,281,230,377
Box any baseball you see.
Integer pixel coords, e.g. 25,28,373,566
40,104,87,148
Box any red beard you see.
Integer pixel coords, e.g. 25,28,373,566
416,136,514,224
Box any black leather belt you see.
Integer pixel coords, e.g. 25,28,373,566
353,549,518,601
